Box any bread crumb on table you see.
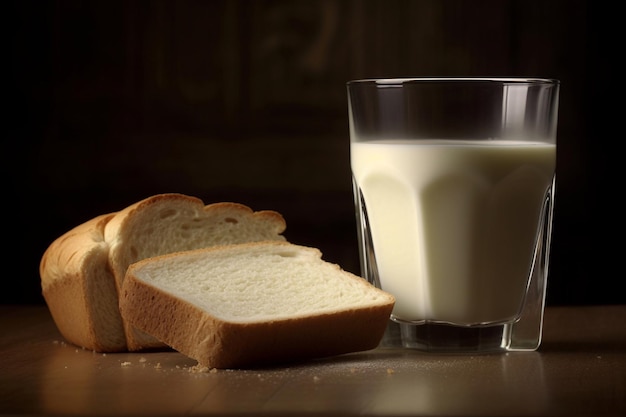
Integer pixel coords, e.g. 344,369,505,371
189,364,217,373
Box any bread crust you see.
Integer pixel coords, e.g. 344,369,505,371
40,213,127,352
119,242,395,369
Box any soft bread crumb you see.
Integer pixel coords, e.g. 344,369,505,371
121,361,132,367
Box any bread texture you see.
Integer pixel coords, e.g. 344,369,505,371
40,193,287,352
119,241,395,369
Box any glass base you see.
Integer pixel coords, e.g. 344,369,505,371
379,319,539,353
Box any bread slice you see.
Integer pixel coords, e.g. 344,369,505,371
119,241,395,369
40,193,287,352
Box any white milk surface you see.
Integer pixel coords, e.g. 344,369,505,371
351,140,556,325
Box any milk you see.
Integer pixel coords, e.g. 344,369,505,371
351,140,556,326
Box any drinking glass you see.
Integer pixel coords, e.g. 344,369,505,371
348,78,559,352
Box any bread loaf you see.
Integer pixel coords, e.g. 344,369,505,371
119,241,395,369
40,193,287,352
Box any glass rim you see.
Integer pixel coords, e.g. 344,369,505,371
347,77,559,86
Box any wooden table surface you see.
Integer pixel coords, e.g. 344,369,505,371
1,304,625,417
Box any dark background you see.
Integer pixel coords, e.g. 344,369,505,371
7,0,619,305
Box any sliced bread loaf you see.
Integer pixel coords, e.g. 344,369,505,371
119,241,395,369
40,193,287,352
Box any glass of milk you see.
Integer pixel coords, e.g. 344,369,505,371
348,78,559,352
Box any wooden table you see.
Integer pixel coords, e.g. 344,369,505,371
1,305,624,416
